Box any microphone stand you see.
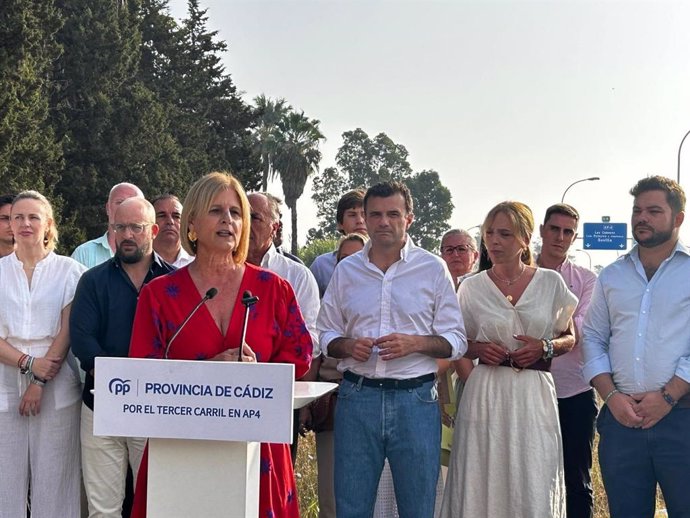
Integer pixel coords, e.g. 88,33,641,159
164,288,218,359
238,291,259,362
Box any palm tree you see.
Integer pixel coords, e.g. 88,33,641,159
253,94,291,191
273,111,325,253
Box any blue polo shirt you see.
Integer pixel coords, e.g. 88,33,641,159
70,254,175,409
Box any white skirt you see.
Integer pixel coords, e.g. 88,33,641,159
439,364,565,518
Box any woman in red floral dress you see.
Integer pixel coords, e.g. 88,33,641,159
129,172,311,518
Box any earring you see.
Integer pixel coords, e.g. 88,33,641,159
187,230,197,243
43,234,49,246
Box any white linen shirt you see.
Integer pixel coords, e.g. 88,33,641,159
261,244,321,356
0,252,86,410
318,237,466,379
171,247,194,268
582,242,690,393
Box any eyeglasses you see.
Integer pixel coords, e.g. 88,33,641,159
441,245,475,255
111,223,151,235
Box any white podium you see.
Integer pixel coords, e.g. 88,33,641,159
94,358,336,518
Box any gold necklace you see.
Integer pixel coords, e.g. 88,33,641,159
491,264,526,286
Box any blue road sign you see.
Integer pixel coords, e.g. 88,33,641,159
583,223,627,250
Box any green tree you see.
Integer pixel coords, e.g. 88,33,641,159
172,0,259,186
50,0,185,251
273,111,325,254
336,128,413,187
0,0,63,195
407,170,452,251
308,166,350,240
310,129,454,251
298,237,339,268
254,95,291,191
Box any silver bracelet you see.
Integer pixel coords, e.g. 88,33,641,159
603,388,620,405
29,373,46,387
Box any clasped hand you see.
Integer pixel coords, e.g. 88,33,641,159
32,356,61,380
350,333,418,362
475,335,542,368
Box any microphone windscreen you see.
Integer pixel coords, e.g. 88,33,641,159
242,290,252,299
206,287,218,299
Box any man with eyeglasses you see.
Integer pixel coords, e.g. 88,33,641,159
440,229,479,289
0,194,16,257
70,198,175,518
72,182,144,268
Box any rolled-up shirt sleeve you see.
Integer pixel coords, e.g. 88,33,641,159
582,276,613,383
317,266,346,358
675,355,690,383
432,268,467,359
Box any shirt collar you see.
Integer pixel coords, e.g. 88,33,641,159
260,243,278,268
112,251,165,269
627,239,690,259
535,252,570,272
175,247,192,262
361,235,414,264
97,232,111,250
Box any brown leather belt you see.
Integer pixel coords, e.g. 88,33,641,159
479,357,551,372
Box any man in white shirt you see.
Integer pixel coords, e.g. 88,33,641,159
247,192,321,462
537,203,597,518
71,182,144,268
152,194,194,267
247,192,319,347
317,181,466,518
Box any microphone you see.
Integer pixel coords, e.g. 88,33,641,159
238,290,259,362
164,287,218,359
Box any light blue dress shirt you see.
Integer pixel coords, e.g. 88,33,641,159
582,241,690,393
309,250,338,297
71,232,113,269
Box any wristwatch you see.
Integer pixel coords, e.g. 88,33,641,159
660,386,677,407
542,338,555,360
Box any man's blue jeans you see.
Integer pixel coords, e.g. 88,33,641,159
333,376,440,518
597,405,690,518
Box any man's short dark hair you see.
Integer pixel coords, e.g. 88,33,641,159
629,176,686,215
363,181,414,214
336,189,365,224
543,203,580,225
0,194,16,209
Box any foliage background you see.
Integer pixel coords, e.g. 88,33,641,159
1,0,455,255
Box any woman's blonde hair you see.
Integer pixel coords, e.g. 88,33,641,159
13,190,58,252
336,232,368,262
181,172,250,264
481,201,534,266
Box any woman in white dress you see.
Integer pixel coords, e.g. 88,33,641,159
440,201,577,518
0,191,85,517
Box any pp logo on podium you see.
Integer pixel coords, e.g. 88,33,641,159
109,378,132,396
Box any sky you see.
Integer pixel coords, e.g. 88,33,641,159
169,0,690,268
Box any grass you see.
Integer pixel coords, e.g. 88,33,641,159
296,431,668,518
